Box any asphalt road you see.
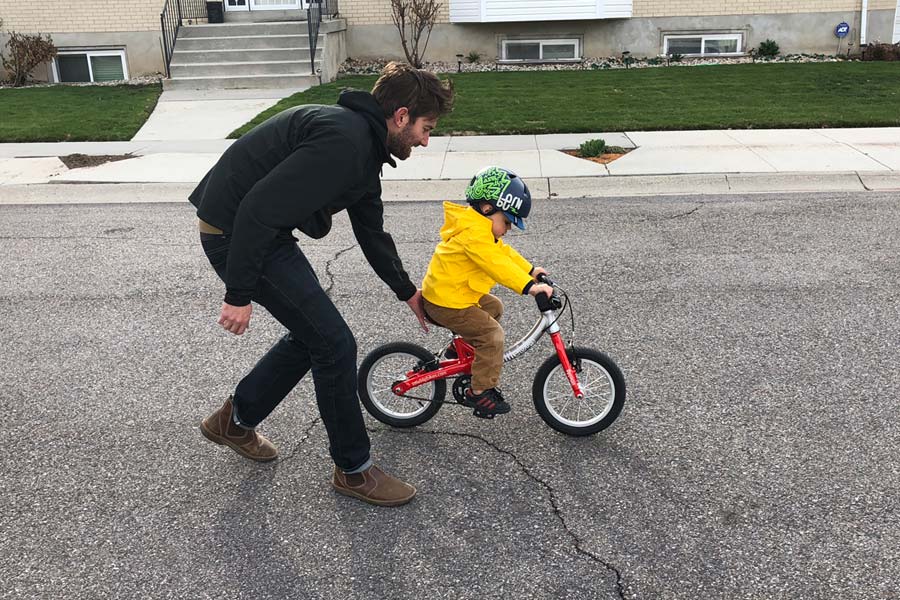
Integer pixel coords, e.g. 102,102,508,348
2,191,898,599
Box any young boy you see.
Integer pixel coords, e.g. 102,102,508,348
422,166,553,417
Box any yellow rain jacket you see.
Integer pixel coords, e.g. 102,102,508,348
422,202,533,309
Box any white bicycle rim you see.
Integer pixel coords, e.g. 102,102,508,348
541,358,616,427
366,352,436,419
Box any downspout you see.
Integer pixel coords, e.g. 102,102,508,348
860,0,869,46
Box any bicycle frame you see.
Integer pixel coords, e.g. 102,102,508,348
390,305,585,399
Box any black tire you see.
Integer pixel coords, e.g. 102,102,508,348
532,347,625,436
358,342,445,428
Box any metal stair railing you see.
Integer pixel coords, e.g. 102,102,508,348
307,0,339,74
160,0,209,78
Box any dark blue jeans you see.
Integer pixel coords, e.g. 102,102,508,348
201,232,370,472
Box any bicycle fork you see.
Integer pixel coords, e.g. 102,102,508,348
549,331,584,399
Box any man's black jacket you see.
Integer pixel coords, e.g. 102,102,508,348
189,90,416,307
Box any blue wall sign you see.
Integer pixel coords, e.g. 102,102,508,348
835,22,850,38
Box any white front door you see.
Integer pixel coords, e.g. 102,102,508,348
249,0,303,9
224,0,250,11
893,0,900,43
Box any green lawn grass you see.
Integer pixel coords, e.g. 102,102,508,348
0,84,162,142
230,62,900,138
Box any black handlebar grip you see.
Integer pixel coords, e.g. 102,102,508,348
535,292,555,312
537,273,555,287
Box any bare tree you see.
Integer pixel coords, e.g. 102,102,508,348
2,30,57,87
390,0,440,68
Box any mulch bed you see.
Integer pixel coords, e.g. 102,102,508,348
561,149,630,165
59,154,134,169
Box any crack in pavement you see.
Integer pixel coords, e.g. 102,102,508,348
323,244,359,296
277,416,323,462
638,203,702,223
373,426,628,600
543,222,573,238
274,418,628,598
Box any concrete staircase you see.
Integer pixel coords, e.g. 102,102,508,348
164,21,322,90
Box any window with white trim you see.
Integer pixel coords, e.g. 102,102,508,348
53,49,129,83
663,34,743,56
501,38,580,62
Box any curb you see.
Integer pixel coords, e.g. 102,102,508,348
381,172,900,201
1,172,898,205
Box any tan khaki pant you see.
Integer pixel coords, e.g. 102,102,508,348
423,294,504,391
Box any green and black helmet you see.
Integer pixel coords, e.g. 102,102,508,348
465,166,532,230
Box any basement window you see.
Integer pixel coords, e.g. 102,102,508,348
53,49,129,83
663,34,743,56
501,38,580,62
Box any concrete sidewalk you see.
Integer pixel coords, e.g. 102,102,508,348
1,128,899,200
132,88,306,141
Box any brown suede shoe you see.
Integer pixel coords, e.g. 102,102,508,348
200,396,278,462
332,465,416,507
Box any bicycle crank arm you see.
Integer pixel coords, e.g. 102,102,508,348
395,394,467,406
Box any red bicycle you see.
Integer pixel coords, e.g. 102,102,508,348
358,275,625,436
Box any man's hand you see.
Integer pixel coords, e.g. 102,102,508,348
219,302,252,335
532,266,549,282
406,289,430,333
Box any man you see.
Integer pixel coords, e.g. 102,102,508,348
191,62,453,507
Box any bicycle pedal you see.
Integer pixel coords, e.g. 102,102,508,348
472,408,496,420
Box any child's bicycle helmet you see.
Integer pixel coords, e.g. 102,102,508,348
465,166,532,230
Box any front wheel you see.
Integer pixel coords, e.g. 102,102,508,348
532,347,625,436
358,342,445,428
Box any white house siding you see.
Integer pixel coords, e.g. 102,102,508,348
602,0,634,18
484,0,599,22
449,0,632,22
450,0,482,23
893,0,900,42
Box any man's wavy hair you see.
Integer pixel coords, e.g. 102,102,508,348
371,61,454,121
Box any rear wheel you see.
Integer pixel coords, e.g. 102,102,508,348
358,342,445,428
532,347,625,436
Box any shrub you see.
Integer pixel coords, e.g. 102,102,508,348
757,39,780,58
667,52,683,63
606,146,627,154
2,30,58,87
579,138,607,157
466,50,480,63
861,42,900,61
390,0,441,68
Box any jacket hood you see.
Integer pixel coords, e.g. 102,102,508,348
337,90,396,168
440,202,491,241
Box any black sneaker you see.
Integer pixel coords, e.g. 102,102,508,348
464,387,510,418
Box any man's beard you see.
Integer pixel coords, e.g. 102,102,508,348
386,127,415,160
